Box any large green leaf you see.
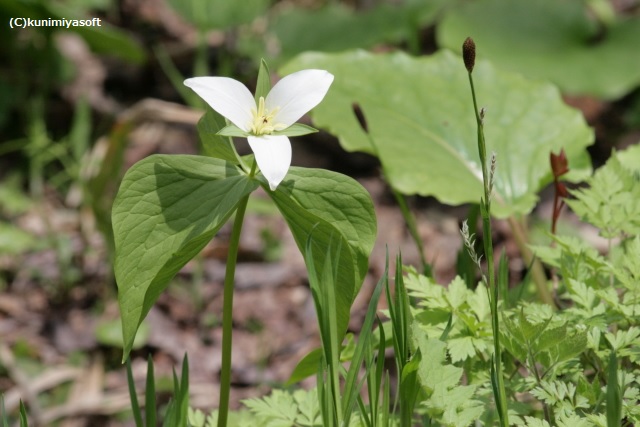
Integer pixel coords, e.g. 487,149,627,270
437,0,640,100
266,167,376,336
281,50,593,218
113,155,258,357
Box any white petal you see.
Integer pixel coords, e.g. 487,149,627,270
184,77,255,131
247,135,292,191
266,70,334,128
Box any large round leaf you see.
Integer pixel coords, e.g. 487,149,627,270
113,155,258,358
437,0,640,100
281,50,593,218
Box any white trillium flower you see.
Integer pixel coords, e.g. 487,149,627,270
184,70,334,190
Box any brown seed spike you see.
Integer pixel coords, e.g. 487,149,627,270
462,37,476,73
352,103,368,133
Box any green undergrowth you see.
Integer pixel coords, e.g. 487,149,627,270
186,146,640,427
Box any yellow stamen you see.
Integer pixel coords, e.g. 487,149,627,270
249,97,284,135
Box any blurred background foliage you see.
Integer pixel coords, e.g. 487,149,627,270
1,0,640,424
2,0,638,274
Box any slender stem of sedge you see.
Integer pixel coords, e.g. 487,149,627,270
218,162,256,427
467,73,489,198
467,66,509,427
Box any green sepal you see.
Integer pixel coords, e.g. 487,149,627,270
217,122,318,138
255,58,271,102
272,123,319,137
217,124,250,137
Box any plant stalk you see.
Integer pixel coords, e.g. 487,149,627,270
391,188,431,277
464,37,509,426
217,195,250,427
216,148,258,427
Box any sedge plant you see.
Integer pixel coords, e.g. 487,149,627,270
461,37,509,427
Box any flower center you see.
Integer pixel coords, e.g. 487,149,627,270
249,96,284,136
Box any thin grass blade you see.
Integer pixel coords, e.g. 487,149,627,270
1,395,8,427
342,254,388,419
18,401,28,427
178,354,190,424
145,355,156,427
126,357,144,427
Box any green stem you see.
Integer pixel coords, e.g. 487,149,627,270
217,195,249,427
467,73,488,191
390,188,431,277
472,70,552,307
467,70,509,427
217,163,256,427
